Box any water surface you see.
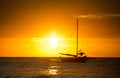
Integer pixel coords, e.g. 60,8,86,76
0,57,120,78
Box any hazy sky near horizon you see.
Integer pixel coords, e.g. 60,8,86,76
0,0,120,57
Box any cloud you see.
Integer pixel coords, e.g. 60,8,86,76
75,14,120,19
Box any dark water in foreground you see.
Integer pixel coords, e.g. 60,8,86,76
0,57,120,78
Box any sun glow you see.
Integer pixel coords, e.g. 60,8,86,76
48,37,58,48
46,31,61,48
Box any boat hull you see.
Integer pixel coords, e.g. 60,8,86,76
60,57,87,62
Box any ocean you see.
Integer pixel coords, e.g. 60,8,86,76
0,57,120,78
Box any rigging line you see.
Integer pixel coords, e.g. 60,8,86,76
76,18,78,56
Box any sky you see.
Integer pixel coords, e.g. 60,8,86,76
0,0,120,57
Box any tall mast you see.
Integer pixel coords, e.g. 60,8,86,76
76,18,78,56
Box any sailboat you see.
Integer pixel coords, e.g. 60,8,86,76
60,18,88,62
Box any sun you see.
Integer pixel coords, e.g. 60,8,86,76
48,36,58,48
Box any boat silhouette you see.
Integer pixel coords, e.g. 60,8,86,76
60,18,88,62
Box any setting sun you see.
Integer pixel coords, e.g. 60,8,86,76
46,31,61,48
48,37,58,48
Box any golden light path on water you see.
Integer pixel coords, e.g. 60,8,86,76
48,68,58,75
47,59,60,75
39,61,60,75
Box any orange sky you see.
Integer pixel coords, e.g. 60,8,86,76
0,0,120,57
1,38,120,57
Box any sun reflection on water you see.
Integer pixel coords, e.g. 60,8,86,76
47,64,60,75
48,69,58,75
38,58,60,75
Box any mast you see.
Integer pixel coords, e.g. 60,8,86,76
76,18,78,56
